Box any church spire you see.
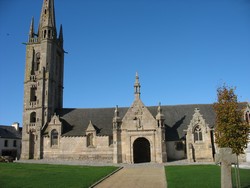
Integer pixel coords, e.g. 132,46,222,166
134,72,141,100
58,24,63,46
38,0,57,39
29,17,34,39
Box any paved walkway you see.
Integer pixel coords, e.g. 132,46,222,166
94,165,167,188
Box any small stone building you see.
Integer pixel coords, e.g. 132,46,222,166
21,0,249,163
0,123,22,159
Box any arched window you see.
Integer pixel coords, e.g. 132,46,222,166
194,125,203,142
35,52,40,71
30,112,36,123
43,30,47,39
51,129,58,146
87,133,94,147
48,30,51,38
30,88,37,101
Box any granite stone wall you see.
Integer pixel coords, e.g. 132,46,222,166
43,136,113,162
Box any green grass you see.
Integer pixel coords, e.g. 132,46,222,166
0,163,118,188
232,168,250,188
165,165,250,188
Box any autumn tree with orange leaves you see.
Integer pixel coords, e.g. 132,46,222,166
213,85,249,155
214,85,249,188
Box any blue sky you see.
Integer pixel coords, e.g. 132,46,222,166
0,0,249,126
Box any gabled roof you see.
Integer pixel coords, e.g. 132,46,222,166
55,103,247,140
0,125,22,139
149,104,215,141
56,107,128,137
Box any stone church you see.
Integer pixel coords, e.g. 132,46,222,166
21,0,250,163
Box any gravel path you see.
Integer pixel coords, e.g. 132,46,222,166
93,165,167,188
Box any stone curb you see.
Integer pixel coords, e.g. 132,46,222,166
89,166,124,188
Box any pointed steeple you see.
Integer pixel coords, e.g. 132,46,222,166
29,17,34,39
38,0,57,39
58,24,63,46
134,72,141,100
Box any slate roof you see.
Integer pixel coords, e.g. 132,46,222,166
0,126,22,139
149,104,216,141
55,103,247,141
56,107,128,137
54,104,215,140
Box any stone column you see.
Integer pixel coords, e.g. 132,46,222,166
215,148,237,188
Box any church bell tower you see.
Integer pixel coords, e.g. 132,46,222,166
21,0,64,159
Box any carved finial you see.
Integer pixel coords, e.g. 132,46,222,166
134,72,141,100
114,105,119,117
194,108,200,113
157,102,162,113
86,120,96,132
113,105,121,127
156,102,165,123
89,120,93,125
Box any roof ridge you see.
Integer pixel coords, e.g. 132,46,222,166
148,103,213,108
60,107,129,110
0,125,15,128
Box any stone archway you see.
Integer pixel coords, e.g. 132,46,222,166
133,137,151,163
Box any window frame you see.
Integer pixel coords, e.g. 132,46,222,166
13,140,17,147
86,133,94,147
4,140,8,147
193,125,203,142
51,129,59,147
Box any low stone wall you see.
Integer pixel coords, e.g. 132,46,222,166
43,135,113,163
43,154,113,163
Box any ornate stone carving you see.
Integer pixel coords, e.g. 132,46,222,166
189,108,208,133
133,105,143,129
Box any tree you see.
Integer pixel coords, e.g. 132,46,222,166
214,85,249,188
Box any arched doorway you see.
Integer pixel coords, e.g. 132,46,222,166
133,137,151,163
29,132,35,159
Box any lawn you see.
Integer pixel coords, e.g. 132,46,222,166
0,163,118,188
165,165,250,188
